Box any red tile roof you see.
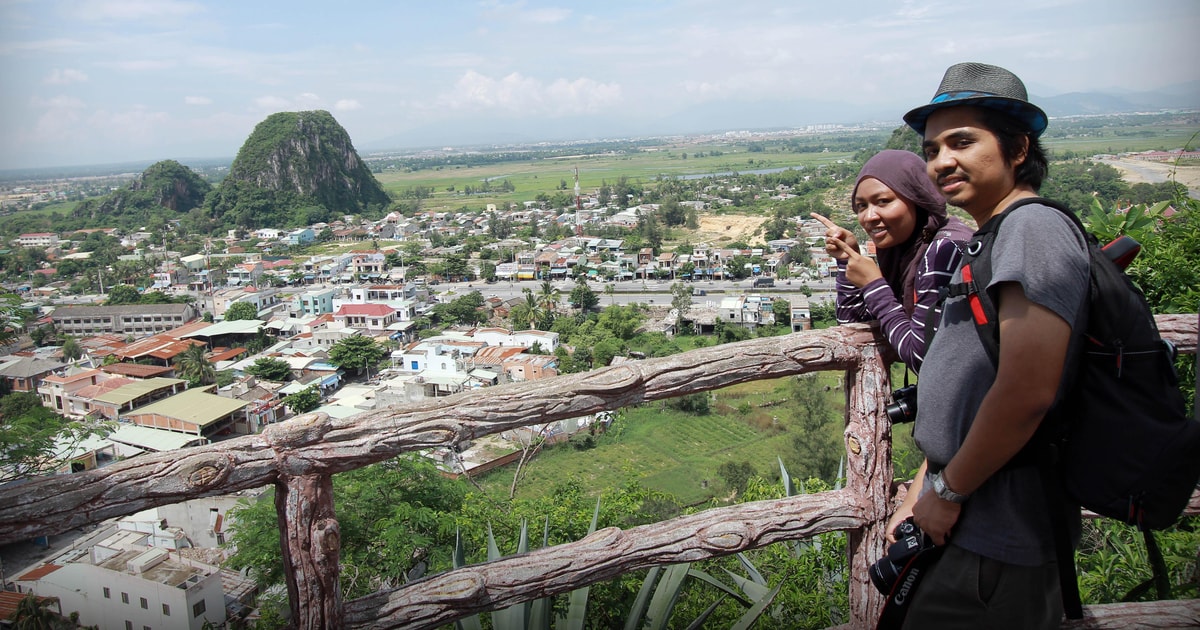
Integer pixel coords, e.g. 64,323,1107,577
101,363,175,378
17,563,63,581
335,303,395,317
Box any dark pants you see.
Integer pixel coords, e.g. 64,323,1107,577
901,544,1063,630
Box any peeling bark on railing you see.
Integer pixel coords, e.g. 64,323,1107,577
1059,599,1200,628
277,473,342,630
344,491,865,630
0,324,882,543
841,341,892,626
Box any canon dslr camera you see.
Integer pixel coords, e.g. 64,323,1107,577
869,518,934,595
885,385,918,424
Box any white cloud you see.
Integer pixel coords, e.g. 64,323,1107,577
72,0,204,22
524,8,571,24
439,70,621,116
334,99,361,111
253,96,291,111
44,68,88,85
98,59,176,72
184,96,212,106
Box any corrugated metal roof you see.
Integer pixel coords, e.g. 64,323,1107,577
124,388,249,427
94,377,187,406
108,425,207,452
180,319,265,337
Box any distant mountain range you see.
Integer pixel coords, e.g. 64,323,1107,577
362,81,1200,154
1037,80,1200,116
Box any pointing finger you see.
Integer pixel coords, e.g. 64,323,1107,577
810,213,838,230
831,238,859,258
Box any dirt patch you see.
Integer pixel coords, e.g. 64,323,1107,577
693,215,769,245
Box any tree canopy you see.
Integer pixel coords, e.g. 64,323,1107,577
0,392,112,484
283,385,322,415
224,301,259,321
245,356,292,382
328,334,387,378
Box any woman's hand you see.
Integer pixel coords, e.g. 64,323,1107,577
828,237,884,288
811,213,859,258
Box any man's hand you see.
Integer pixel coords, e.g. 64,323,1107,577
912,491,961,546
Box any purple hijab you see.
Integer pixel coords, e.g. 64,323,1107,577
852,150,966,315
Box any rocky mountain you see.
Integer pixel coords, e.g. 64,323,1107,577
208,110,391,229
71,159,211,223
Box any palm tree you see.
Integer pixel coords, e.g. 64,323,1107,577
175,342,215,387
604,283,616,306
536,280,560,315
10,593,62,629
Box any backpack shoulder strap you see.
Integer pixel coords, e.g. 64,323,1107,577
938,197,1084,367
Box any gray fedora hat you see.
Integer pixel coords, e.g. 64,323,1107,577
904,62,1048,137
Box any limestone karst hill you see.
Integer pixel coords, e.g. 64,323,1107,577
208,109,391,229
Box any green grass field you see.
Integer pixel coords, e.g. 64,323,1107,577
374,143,860,213
1044,123,1200,155
473,374,847,505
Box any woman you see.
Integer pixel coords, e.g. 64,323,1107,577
811,149,973,373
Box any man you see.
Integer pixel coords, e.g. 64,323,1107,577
888,62,1090,628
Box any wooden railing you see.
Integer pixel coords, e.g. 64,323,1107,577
1,315,1197,629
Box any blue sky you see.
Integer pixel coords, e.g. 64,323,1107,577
2,0,1198,170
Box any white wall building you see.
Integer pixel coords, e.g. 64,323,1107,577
15,547,226,630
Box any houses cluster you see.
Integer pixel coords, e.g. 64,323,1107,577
0,275,587,625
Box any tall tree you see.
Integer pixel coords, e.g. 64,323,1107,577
105,284,140,305
227,455,467,600
60,336,83,362
224,301,259,321
9,593,64,630
328,334,386,379
245,357,292,382
670,282,692,324
568,278,599,312
283,385,322,415
0,392,111,484
0,293,24,347
175,343,215,387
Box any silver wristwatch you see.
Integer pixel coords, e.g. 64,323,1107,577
930,470,969,504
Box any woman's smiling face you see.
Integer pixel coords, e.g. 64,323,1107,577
853,177,918,250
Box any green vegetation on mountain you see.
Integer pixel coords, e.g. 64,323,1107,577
68,159,211,225
207,110,391,228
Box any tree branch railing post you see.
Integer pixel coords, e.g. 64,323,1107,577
277,473,342,629
842,340,893,625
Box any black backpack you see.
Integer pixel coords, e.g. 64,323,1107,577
940,197,1200,617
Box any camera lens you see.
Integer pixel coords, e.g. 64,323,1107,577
869,558,901,594
869,519,928,595
886,385,918,424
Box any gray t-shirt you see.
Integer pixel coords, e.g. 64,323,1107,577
914,203,1089,566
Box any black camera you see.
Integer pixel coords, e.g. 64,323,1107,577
869,518,934,595
885,385,918,424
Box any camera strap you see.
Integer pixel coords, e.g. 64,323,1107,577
874,544,946,630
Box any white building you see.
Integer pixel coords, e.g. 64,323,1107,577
15,547,227,630
16,232,59,247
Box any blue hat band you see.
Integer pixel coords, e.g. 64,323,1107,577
931,90,996,103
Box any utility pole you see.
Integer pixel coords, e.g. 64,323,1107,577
574,165,583,238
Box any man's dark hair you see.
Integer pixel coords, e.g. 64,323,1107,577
976,108,1048,191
